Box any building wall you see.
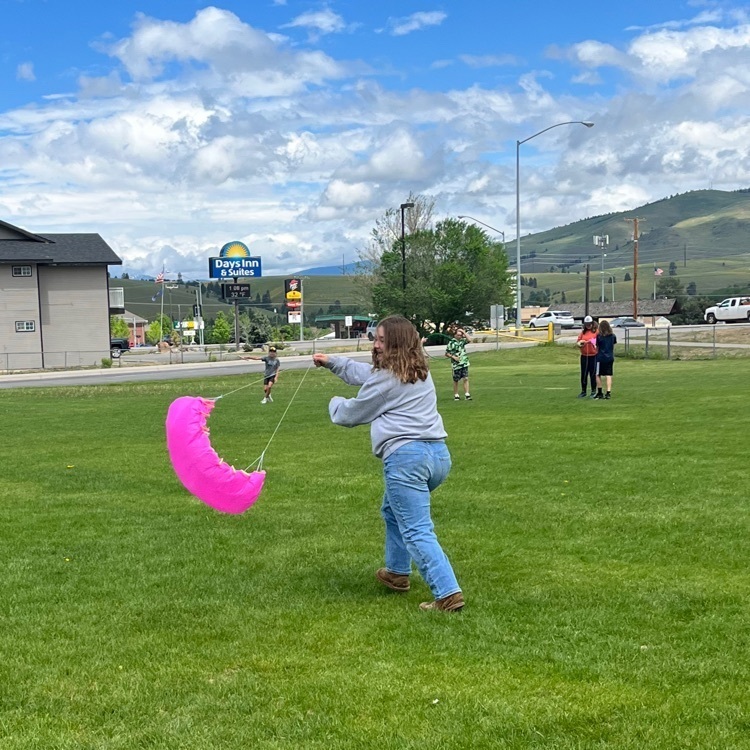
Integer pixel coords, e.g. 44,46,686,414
0,264,43,369
38,266,110,367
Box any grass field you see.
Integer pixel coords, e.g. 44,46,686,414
1,348,749,749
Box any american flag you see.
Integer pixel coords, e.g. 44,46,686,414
155,272,165,283
654,267,664,277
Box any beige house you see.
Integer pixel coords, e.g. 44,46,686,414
0,219,122,370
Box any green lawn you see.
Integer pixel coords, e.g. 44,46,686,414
1,348,748,749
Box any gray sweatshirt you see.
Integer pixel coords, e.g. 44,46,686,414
325,356,447,459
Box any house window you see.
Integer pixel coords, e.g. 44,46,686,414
12,265,33,277
15,321,36,332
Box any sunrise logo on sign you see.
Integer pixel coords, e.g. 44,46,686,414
219,241,251,258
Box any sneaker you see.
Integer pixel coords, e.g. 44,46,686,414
604,392,611,399
454,395,460,401
267,394,273,402
593,392,603,399
260,398,268,404
465,394,472,401
376,568,410,592
419,591,465,612
577,392,587,398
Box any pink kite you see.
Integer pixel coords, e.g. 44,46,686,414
166,396,266,514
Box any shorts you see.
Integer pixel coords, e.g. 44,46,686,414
452,366,469,382
264,375,277,386
597,360,613,377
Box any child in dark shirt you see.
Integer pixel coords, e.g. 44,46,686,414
594,319,617,400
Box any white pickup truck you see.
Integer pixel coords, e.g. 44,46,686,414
704,296,750,324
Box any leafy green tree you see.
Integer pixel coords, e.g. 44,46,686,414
686,281,697,295
211,311,231,344
145,314,174,344
370,217,512,333
670,295,714,325
237,309,273,345
656,276,684,298
669,261,678,276
110,315,130,339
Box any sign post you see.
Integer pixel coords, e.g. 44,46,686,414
208,242,263,350
285,278,303,342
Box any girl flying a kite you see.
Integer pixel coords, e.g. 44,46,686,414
313,315,464,613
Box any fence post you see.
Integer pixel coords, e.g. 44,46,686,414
645,328,649,358
712,325,716,358
667,326,671,360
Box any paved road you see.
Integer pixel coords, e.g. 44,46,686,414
0,340,533,389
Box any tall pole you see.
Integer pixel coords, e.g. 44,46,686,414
515,139,521,331
584,264,590,317
626,218,642,319
197,282,204,346
515,120,594,332
159,265,165,343
400,202,414,314
300,279,304,343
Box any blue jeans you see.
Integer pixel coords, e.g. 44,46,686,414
381,441,461,600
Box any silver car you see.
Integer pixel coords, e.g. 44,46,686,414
528,310,576,328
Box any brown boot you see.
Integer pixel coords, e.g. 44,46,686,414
376,568,410,592
419,591,464,612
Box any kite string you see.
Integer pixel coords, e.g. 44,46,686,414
245,364,314,472
215,375,267,400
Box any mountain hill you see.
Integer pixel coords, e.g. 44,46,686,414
515,188,750,303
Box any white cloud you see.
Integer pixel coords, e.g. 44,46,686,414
106,6,346,89
4,6,750,280
388,11,447,37
16,62,35,82
281,8,348,37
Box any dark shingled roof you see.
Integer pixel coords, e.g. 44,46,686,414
566,299,677,319
0,219,121,265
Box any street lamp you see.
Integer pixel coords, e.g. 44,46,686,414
515,120,594,330
400,202,415,309
457,215,505,242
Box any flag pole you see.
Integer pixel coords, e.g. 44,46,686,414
160,264,165,343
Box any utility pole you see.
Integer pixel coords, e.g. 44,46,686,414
625,218,643,318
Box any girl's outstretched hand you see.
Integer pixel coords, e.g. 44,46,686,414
312,353,329,367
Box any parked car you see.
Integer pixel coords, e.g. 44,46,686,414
366,321,378,340
109,338,130,358
528,310,576,329
704,296,750,324
609,317,645,328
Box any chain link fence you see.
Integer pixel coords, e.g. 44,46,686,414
622,324,750,359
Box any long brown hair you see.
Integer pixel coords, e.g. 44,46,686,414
598,319,613,336
374,316,429,384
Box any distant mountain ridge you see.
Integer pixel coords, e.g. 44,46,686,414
291,262,361,276
520,188,750,270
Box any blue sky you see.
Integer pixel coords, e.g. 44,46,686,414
1,0,749,278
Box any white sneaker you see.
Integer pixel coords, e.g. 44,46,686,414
267,394,273,402
261,398,267,404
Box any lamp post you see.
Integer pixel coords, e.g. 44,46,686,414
594,234,609,302
515,120,594,331
457,215,505,242
400,202,415,311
